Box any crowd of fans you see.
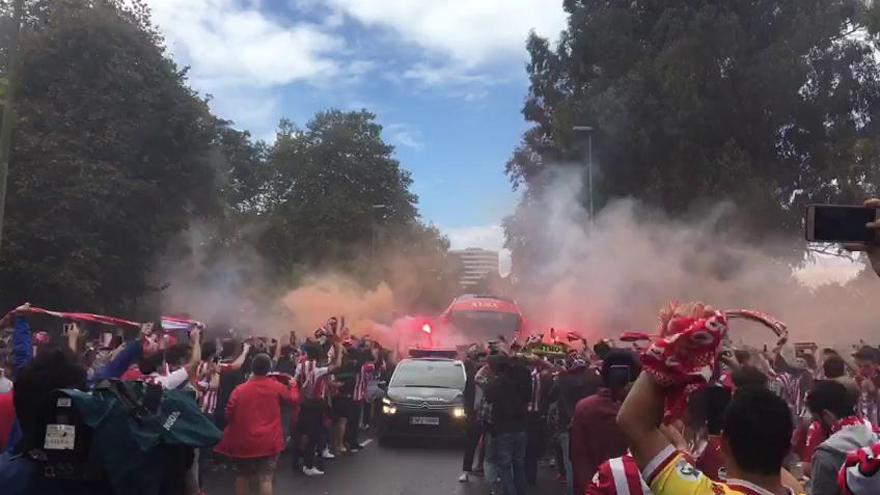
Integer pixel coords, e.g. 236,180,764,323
0,199,877,495
454,198,880,495
457,315,880,495
0,311,392,495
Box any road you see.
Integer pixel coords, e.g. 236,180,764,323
203,437,563,495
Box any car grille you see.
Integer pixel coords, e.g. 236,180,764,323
394,401,452,411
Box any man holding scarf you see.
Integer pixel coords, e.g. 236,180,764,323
617,302,803,495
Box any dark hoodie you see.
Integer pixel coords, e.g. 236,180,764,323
485,364,531,434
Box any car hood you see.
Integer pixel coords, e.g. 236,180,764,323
387,386,464,405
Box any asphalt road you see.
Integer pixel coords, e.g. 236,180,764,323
203,436,562,495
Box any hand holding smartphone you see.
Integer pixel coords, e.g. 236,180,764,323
808,199,880,276
805,203,879,243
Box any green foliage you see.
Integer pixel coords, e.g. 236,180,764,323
0,1,218,313
0,2,455,314
508,0,880,261
258,110,419,274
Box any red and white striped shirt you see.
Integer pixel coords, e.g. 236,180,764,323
588,455,652,495
296,360,331,400
353,362,375,402
773,372,808,418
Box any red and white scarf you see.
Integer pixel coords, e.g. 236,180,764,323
832,416,873,435
839,443,880,495
640,303,785,421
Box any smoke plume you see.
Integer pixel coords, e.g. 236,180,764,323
510,168,880,349
157,221,456,348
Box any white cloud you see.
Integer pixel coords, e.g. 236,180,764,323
205,88,281,138
384,123,424,150
143,0,565,133
445,224,505,251
401,63,493,86
147,0,344,89
324,0,566,68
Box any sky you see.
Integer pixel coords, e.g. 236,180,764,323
144,0,568,254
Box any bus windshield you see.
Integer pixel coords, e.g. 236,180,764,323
448,310,521,339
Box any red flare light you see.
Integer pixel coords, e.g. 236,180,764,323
422,323,432,334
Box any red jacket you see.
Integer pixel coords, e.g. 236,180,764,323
214,376,298,459
570,388,628,495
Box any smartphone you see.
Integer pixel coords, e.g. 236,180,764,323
805,204,879,243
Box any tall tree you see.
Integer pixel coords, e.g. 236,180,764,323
259,110,419,274
508,0,880,268
0,1,219,313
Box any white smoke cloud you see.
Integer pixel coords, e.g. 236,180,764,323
510,168,880,348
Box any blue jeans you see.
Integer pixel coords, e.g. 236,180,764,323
559,431,573,495
494,431,527,495
485,432,497,488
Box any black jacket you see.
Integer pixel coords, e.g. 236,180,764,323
485,366,531,434
552,366,602,429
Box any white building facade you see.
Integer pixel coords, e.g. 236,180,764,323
450,248,500,289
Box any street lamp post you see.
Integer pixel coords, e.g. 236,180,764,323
572,125,595,221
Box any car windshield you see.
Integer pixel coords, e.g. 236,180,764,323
390,361,465,389
448,311,521,340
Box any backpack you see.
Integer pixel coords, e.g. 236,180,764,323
52,379,221,495
26,388,105,483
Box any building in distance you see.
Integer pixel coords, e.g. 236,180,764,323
449,248,500,290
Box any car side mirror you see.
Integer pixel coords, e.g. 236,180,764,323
378,381,388,390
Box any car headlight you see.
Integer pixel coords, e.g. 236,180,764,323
452,407,466,419
381,397,392,406
382,405,397,415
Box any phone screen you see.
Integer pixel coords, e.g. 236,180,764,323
807,205,878,242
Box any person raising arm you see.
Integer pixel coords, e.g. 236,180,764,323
619,370,798,495
149,328,201,390
617,304,800,495
220,340,252,374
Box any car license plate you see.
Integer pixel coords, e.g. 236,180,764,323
410,416,440,426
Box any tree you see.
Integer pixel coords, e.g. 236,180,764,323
0,1,220,313
508,0,880,265
0,2,455,317
258,110,419,275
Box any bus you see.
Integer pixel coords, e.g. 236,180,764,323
438,294,525,343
